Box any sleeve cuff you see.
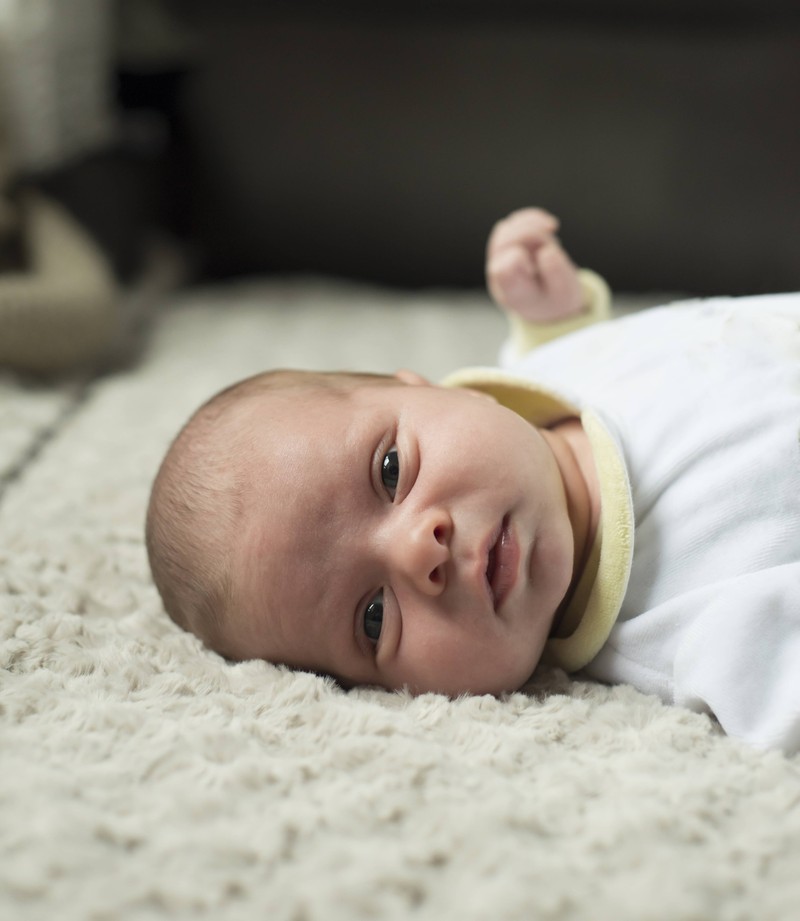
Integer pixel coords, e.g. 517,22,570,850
506,269,611,358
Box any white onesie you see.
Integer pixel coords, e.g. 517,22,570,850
447,287,800,753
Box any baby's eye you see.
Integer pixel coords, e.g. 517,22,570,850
364,592,384,643
381,447,399,498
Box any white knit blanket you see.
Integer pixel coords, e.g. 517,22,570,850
3,278,800,920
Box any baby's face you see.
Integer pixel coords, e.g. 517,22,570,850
226,375,576,696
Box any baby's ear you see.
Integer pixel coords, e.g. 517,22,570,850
394,368,431,386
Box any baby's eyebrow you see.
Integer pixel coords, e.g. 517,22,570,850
345,417,386,507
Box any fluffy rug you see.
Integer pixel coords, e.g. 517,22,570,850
3,278,800,920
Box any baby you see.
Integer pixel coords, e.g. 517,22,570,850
147,209,800,753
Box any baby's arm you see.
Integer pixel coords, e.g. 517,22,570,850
486,208,611,357
486,208,585,322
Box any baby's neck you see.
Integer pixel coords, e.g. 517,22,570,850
542,417,601,586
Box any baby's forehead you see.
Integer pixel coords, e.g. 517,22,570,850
229,387,371,658
234,372,415,506
239,377,351,429
228,372,421,498
230,382,353,477
237,373,401,429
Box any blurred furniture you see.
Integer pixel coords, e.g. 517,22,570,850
0,0,118,373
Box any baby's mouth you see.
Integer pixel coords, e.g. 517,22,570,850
486,540,498,589
485,515,518,611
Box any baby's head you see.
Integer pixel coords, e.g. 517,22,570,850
146,368,584,695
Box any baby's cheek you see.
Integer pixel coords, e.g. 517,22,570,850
415,633,524,696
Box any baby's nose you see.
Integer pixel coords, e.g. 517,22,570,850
389,508,451,596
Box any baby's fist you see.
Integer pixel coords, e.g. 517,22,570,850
486,208,584,323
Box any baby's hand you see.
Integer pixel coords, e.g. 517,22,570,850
486,208,584,322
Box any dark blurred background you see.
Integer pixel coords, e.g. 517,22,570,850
16,0,800,294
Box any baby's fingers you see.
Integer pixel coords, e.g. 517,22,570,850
536,242,584,319
486,208,560,261
487,242,543,315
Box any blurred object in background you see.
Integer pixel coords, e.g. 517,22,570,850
0,0,115,173
0,190,118,374
30,0,195,284
0,0,119,373
1,0,798,372
162,0,800,295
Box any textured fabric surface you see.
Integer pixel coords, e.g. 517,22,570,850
2,279,799,920
0,371,83,485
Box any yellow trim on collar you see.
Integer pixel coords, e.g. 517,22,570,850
544,411,633,671
441,368,633,673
